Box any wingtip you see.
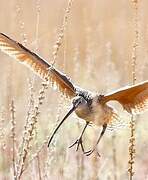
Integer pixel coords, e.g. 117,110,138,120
0,32,6,36
0,33,9,39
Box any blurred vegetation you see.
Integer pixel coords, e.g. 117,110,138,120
0,0,148,179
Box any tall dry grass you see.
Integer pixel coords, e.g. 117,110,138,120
0,0,148,180
128,1,139,180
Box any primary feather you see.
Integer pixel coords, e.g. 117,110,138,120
103,81,148,114
0,33,76,98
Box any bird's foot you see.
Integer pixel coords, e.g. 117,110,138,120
69,137,85,152
84,148,101,157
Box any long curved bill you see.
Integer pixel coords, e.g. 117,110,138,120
48,104,78,147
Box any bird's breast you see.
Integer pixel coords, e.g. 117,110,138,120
74,102,106,126
75,105,91,121
75,101,112,126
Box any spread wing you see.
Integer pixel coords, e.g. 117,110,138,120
103,81,148,114
0,33,77,98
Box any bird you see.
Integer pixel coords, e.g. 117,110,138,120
0,33,148,156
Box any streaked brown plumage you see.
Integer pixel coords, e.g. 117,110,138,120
0,33,148,156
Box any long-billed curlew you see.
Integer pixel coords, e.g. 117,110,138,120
0,33,148,156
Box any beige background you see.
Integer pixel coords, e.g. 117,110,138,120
0,0,148,179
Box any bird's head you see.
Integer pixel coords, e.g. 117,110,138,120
72,96,87,109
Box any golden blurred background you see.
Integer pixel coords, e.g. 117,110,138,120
0,0,148,179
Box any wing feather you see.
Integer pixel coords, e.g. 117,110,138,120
0,33,77,98
103,81,148,114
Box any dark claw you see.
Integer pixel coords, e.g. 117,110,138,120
69,140,78,149
84,149,101,157
69,138,85,152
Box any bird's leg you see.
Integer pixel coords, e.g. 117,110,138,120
69,121,89,152
84,123,107,156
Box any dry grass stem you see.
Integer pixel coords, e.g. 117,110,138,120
52,0,74,65
16,78,49,179
16,80,34,177
10,100,17,179
112,133,117,180
15,0,27,45
128,0,139,179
